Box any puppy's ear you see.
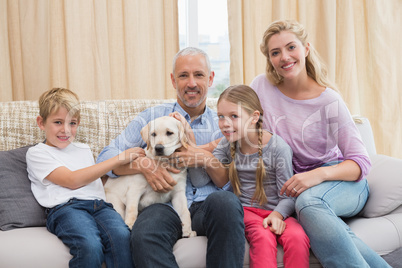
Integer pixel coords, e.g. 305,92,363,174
140,122,151,150
176,120,189,148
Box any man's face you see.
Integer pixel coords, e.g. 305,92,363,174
171,54,214,108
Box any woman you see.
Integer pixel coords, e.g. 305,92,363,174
250,20,390,267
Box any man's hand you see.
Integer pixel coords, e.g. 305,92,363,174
137,156,179,193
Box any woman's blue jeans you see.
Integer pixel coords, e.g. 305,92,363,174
131,191,245,268
46,198,133,268
296,177,391,267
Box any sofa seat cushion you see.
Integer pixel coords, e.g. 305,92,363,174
0,227,71,268
173,236,322,268
345,213,402,255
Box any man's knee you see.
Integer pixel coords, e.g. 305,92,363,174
204,191,244,228
207,191,243,212
133,204,180,230
131,204,182,245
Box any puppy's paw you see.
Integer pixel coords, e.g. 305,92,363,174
182,224,196,238
182,230,197,238
125,217,137,230
183,230,197,238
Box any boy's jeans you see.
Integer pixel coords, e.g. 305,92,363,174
46,198,133,268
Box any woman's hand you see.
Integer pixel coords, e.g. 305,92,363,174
281,160,362,197
280,168,326,197
263,211,286,235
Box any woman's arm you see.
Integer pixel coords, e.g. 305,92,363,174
281,159,361,197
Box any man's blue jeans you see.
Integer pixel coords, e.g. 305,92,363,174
131,191,245,267
296,177,391,267
46,198,133,268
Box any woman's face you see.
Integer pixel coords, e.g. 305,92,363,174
267,31,309,81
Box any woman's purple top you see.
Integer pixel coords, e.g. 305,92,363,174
250,74,371,181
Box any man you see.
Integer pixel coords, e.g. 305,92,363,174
97,47,245,267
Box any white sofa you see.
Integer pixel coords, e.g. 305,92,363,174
0,98,401,268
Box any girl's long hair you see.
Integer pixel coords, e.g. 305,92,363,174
218,85,267,205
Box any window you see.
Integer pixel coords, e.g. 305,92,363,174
178,0,230,97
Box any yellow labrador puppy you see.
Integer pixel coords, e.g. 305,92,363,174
104,116,196,237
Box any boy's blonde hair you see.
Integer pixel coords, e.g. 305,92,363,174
38,88,80,122
218,85,268,205
260,20,338,91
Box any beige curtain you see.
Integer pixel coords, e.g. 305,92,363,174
0,0,179,101
228,0,402,159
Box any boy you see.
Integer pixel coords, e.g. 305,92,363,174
26,88,143,268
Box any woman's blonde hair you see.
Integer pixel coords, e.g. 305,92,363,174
260,20,337,91
218,85,268,205
38,87,80,122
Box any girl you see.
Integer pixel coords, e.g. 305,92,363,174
250,20,390,267
210,85,310,268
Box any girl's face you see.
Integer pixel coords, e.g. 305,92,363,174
267,30,309,81
217,99,259,143
37,106,79,149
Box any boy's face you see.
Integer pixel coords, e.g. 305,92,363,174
37,106,79,149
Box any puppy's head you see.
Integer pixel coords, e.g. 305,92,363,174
140,116,189,157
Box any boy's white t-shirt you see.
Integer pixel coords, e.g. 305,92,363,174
26,142,106,208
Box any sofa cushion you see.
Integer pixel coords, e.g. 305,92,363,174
0,145,46,231
345,214,402,255
360,154,402,218
0,227,71,267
